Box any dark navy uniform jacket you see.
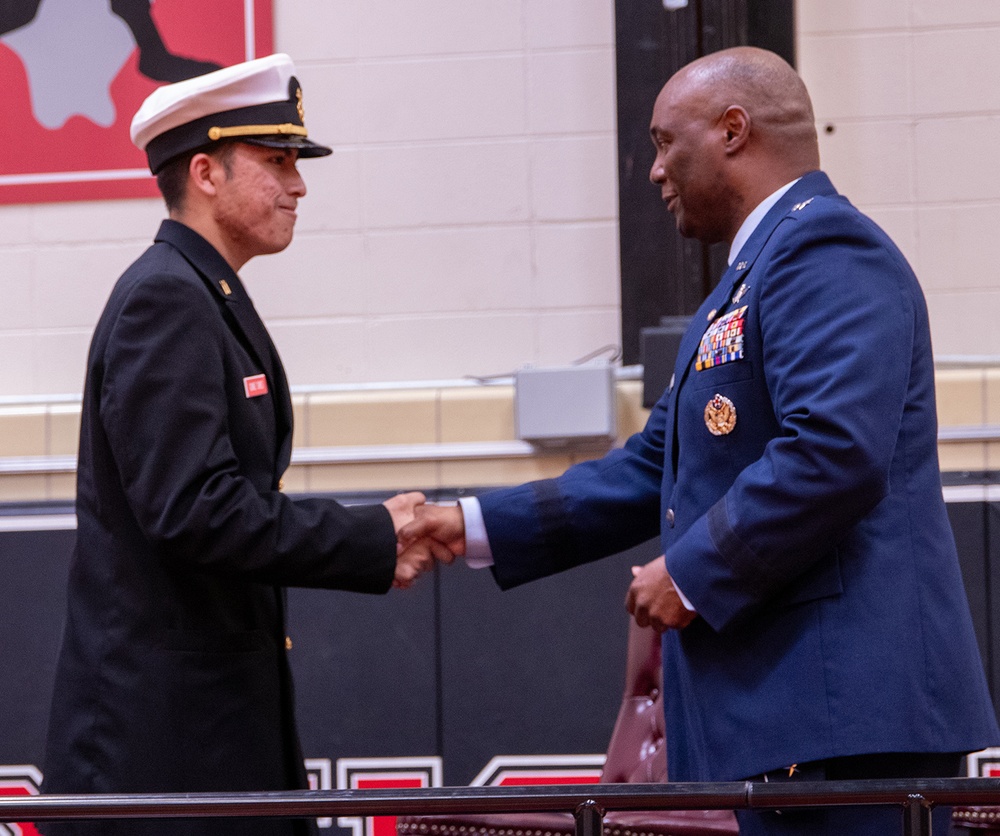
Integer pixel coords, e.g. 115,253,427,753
478,171,1000,782
42,220,397,836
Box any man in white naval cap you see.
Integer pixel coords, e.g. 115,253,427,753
41,55,436,836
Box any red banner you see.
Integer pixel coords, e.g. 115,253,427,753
0,0,273,205
0,765,42,836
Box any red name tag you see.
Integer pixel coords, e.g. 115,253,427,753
243,374,269,398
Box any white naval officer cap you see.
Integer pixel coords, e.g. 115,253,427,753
130,53,332,174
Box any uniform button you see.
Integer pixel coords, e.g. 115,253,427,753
665,508,675,527
285,636,293,651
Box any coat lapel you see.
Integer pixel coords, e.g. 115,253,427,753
268,342,294,473
154,220,295,472
222,288,295,481
672,263,746,393
664,263,745,475
664,171,839,477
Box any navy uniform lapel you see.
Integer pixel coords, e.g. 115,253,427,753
664,262,746,475
268,342,294,474
154,220,295,473
216,273,295,471
671,262,746,398
664,171,839,477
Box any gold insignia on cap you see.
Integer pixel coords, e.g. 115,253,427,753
219,279,232,296
704,393,736,436
296,85,305,122
207,123,308,141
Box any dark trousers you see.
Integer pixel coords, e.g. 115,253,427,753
736,752,962,836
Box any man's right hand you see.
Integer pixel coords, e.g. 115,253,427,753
398,503,467,560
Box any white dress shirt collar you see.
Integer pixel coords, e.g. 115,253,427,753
727,178,801,265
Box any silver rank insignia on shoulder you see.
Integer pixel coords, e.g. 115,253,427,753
704,393,736,436
732,283,749,305
792,197,814,212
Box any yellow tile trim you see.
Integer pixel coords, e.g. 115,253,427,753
5,370,1000,502
935,369,985,428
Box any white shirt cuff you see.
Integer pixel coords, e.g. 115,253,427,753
673,578,696,612
457,496,494,568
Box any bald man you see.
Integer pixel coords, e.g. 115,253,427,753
401,47,999,833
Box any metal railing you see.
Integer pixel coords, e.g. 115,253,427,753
3,779,1000,836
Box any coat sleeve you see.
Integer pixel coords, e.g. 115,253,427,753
666,204,918,631
98,271,396,593
479,394,668,589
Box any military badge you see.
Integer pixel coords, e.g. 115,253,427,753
732,283,749,304
696,305,747,371
704,394,736,436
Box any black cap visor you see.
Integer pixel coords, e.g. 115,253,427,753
240,134,332,157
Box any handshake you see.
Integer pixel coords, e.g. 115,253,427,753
382,492,465,588
380,492,697,632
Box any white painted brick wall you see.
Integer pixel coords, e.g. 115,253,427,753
798,0,1000,356
2,0,998,395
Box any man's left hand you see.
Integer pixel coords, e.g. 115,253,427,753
626,555,697,632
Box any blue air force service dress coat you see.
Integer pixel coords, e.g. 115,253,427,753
42,220,398,836
476,171,1000,782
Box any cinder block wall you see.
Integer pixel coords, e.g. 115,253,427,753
798,0,1000,357
1,1,999,501
0,379,650,502
0,0,621,396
